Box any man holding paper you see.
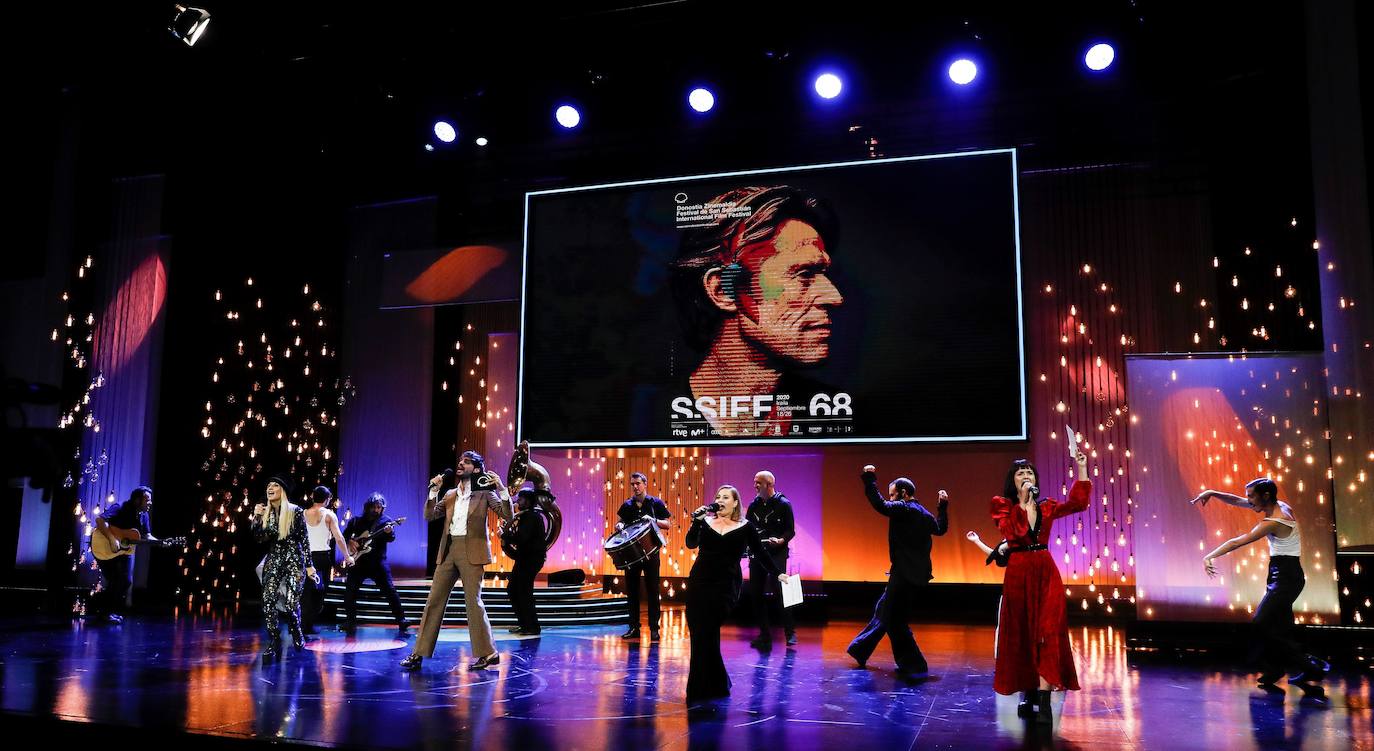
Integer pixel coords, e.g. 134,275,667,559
845,465,949,675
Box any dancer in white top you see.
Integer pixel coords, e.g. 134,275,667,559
1192,477,1330,686
303,486,352,636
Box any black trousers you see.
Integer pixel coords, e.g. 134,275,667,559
510,556,545,633
749,551,795,636
624,555,661,630
848,573,927,672
344,560,408,626
95,555,133,615
302,550,334,632
1253,556,1316,675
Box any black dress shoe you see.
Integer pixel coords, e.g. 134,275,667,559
106,614,125,625
750,634,773,650
785,630,798,646
1258,670,1283,686
469,652,500,670
396,622,412,637
649,630,661,642
507,626,525,634
400,653,423,671
342,622,357,636
846,645,867,668
1289,659,1331,684
621,628,641,640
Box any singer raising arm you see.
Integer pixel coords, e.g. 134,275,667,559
426,473,451,521
859,464,949,535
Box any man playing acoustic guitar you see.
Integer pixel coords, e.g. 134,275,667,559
92,486,158,624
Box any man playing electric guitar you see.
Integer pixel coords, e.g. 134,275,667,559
341,492,411,636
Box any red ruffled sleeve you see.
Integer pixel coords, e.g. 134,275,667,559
990,496,1029,541
1047,480,1092,521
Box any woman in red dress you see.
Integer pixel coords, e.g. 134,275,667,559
990,451,1091,724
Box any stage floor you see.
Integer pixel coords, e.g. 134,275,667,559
0,611,1367,750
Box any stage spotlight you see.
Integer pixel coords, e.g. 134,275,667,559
475,137,489,147
556,105,581,129
433,121,457,143
688,87,715,113
1085,43,1115,71
948,58,977,85
814,73,843,99
169,5,211,47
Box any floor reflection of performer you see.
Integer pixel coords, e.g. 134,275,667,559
684,485,789,702
401,451,512,672
617,472,671,641
253,475,310,659
501,488,550,636
1192,479,1331,686
302,486,352,637
846,465,948,675
990,453,1089,724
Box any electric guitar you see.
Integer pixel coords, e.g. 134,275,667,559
90,526,187,561
346,517,407,563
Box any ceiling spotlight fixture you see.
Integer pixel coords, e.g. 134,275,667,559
169,5,211,47
556,105,581,129
814,73,843,99
1085,43,1116,71
688,87,716,113
475,137,489,147
948,58,978,85
433,121,457,143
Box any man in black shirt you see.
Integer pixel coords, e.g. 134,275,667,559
341,492,411,636
746,470,798,647
847,465,949,675
93,486,156,624
616,472,671,641
501,488,552,635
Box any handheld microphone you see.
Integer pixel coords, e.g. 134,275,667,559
430,468,456,489
691,502,723,519
1021,480,1040,497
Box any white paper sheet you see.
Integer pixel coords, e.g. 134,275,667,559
781,575,803,608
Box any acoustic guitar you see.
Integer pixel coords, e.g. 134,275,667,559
91,526,187,561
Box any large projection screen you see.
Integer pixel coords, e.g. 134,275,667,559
520,149,1026,447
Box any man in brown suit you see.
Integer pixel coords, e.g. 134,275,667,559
401,450,512,671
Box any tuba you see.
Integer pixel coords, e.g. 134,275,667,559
505,440,563,551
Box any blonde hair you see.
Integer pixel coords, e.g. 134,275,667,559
715,485,743,522
277,502,300,541
262,497,300,541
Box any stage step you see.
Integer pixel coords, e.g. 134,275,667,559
321,581,629,626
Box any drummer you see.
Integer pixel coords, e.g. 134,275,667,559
616,472,672,641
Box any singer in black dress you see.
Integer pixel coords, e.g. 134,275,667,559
685,484,789,702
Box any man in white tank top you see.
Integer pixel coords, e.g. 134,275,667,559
1191,477,1330,686
303,486,352,636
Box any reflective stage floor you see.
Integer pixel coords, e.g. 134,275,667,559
0,611,1367,750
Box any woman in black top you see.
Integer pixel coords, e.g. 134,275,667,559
684,484,790,702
